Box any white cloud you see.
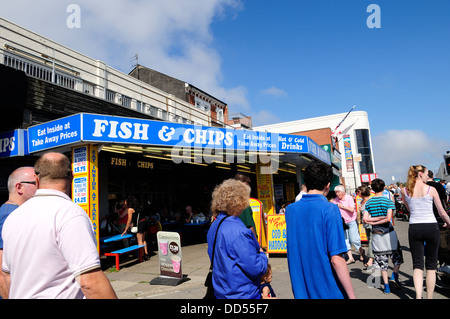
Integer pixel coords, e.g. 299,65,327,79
372,129,450,183
251,110,282,127
261,86,288,98
1,0,249,110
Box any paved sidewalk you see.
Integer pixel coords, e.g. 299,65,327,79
103,218,450,299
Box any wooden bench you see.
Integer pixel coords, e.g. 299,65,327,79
104,245,145,270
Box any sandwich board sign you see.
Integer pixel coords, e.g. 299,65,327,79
150,231,188,286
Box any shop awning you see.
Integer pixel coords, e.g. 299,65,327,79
0,129,28,158
10,113,331,165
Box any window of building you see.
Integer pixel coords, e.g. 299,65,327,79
121,95,131,108
136,101,142,112
145,105,158,117
106,90,115,102
355,129,374,174
217,108,224,122
83,82,95,95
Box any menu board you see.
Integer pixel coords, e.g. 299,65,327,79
157,231,183,279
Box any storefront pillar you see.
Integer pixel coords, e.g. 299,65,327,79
255,160,276,216
72,144,100,253
255,158,277,249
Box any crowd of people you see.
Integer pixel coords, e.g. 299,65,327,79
0,151,449,299
207,161,450,299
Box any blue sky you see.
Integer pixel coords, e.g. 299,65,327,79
2,0,450,182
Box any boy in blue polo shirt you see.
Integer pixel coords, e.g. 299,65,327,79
285,161,355,299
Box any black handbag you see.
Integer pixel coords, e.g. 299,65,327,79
203,215,230,299
342,218,349,230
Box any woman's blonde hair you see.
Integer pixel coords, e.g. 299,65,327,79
211,179,250,216
406,165,427,196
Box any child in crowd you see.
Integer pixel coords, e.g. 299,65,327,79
363,178,403,294
260,264,277,299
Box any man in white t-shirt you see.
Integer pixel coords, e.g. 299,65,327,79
295,184,307,202
1,152,117,299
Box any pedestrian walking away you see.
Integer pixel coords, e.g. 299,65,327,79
285,161,355,299
363,178,403,294
206,178,267,299
402,165,450,299
358,186,374,271
1,152,117,299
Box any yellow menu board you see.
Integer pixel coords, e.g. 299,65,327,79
250,198,267,248
266,214,287,254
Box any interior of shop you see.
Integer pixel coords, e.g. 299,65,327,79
100,145,300,225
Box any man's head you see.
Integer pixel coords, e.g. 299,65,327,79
303,161,333,194
358,186,371,198
370,178,385,193
7,166,37,205
334,185,346,200
34,152,73,193
234,172,251,187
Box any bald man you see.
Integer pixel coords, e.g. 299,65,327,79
2,152,117,299
0,166,37,298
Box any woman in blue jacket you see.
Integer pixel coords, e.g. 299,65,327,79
207,179,268,299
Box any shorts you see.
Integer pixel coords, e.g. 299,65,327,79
374,249,403,271
137,218,149,233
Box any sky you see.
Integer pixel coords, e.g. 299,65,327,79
2,0,450,183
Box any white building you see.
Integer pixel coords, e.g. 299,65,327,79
0,17,223,127
254,111,376,192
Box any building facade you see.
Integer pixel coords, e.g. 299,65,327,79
254,111,376,193
0,18,221,129
0,17,332,229
128,66,227,127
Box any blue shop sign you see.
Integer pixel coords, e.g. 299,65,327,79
26,113,330,164
27,114,81,153
0,129,28,158
84,113,282,152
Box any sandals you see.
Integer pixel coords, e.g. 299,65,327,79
359,248,366,261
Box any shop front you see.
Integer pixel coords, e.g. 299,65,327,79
2,112,331,251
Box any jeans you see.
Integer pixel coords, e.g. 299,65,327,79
344,220,361,251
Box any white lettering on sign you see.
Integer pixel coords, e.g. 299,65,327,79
182,128,233,146
0,137,15,153
92,119,149,140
